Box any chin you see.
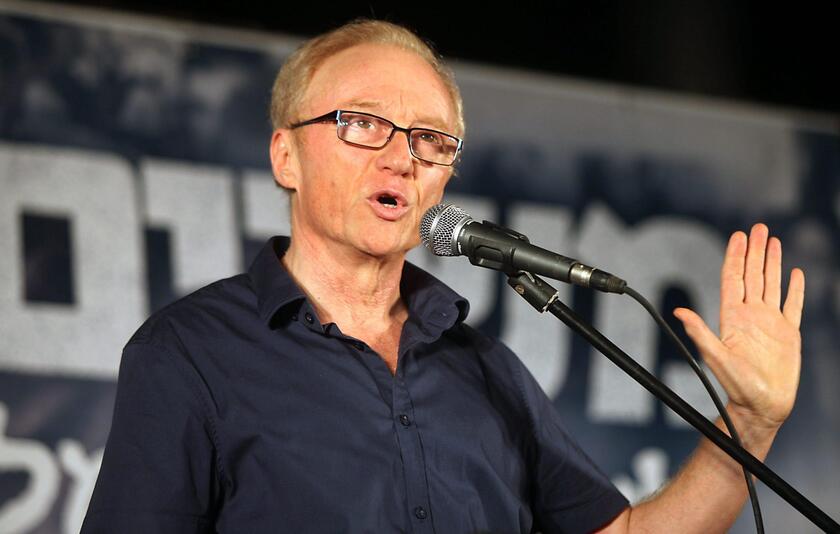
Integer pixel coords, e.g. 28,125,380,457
356,232,412,259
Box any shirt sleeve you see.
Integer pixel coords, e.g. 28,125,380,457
511,352,630,533
81,341,222,534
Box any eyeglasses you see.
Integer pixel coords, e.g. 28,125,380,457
290,110,463,166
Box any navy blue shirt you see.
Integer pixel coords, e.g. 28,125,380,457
82,236,627,534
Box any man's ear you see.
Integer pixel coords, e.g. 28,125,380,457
270,129,299,190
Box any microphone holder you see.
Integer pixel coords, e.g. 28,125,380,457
506,270,839,533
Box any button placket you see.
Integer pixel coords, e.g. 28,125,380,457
390,370,434,532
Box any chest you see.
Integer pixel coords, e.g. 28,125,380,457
351,321,405,374
213,343,533,532
365,328,402,374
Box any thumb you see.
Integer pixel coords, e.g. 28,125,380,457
672,307,723,365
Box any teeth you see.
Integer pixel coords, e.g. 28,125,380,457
378,195,399,208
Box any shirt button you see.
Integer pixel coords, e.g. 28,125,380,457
291,314,298,321
353,341,365,351
304,312,314,324
414,506,427,520
399,414,411,427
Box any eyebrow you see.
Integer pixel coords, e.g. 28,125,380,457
341,100,452,133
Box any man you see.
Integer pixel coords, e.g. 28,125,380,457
82,19,805,533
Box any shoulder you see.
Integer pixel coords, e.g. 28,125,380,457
113,274,258,422
128,273,257,357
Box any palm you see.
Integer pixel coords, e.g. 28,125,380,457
674,224,805,430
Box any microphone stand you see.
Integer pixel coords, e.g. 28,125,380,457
506,270,840,533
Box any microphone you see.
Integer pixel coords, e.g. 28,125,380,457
419,203,626,294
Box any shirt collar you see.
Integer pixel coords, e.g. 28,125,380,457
249,236,307,324
249,236,470,328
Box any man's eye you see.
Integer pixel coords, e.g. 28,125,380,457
351,119,375,130
417,132,443,145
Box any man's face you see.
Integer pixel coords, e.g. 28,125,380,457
275,43,457,260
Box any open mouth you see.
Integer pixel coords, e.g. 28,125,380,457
377,194,399,208
368,190,408,219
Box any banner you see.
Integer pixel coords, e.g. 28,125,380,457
1,4,838,532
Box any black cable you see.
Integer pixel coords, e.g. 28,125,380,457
623,286,764,533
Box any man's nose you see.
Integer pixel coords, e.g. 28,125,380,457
376,130,414,176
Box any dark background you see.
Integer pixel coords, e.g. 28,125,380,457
58,1,839,116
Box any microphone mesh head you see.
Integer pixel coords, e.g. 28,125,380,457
419,203,472,256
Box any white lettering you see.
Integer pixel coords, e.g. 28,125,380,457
579,204,724,424
611,447,669,504
0,403,61,533
142,158,239,295
57,440,103,534
500,202,574,397
0,143,143,377
241,170,291,240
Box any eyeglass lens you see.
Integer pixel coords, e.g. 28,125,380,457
337,112,459,165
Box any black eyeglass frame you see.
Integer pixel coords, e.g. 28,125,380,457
290,109,463,167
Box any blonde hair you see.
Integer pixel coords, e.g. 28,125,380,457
269,19,465,139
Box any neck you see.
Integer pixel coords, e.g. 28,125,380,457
281,229,408,331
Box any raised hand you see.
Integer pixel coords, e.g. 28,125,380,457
673,223,806,431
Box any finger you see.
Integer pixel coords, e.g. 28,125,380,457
721,231,747,309
783,268,806,328
744,223,769,302
673,307,724,365
763,236,782,308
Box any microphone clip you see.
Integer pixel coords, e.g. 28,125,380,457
462,220,531,275
478,221,531,244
